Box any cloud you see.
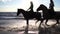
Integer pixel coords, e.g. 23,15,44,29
0,0,60,12
0,0,12,2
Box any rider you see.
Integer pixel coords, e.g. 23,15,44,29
49,0,54,11
27,1,34,12
49,0,55,17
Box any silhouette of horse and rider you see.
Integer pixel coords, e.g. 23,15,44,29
17,0,60,26
17,0,60,34
37,0,60,26
17,1,42,34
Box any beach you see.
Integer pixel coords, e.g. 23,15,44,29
0,12,60,34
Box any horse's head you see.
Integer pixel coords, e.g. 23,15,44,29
37,4,47,11
17,9,24,16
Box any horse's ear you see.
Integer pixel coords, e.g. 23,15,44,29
37,8,39,11
37,6,41,11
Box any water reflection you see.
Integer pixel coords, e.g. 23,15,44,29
0,19,56,31
0,31,38,34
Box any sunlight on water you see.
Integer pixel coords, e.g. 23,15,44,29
0,19,59,34
0,20,57,27
0,19,57,29
0,31,38,34
17,31,38,34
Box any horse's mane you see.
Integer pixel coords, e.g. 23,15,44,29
40,4,48,10
18,9,25,11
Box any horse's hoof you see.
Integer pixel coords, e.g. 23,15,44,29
45,24,50,26
46,25,50,26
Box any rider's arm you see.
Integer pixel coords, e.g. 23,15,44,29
27,7,31,11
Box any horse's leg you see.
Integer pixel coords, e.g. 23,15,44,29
38,19,44,34
35,20,39,24
39,19,44,28
45,19,49,26
56,19,59,24
24,19,29,34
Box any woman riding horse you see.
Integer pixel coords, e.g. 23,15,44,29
49,0,55,18
17,1,42,34
27,1,34,12
36,0,59,26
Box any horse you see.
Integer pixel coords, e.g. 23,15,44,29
37,4,60,26
17,9,42,34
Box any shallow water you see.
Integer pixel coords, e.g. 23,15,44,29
0,20,38,27
0,19,56,28
0,31,38,34
0,19,57,32
0,12,59,34
0,19,39,34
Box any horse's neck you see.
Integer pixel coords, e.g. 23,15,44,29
21,11,28,18
21,11,26,15
42,9,48,13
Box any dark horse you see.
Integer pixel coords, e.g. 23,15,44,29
17,9,42,34
37,4,60,26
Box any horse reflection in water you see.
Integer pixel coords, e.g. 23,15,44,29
17,9,43,34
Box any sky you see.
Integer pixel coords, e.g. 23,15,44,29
0,0,60,12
